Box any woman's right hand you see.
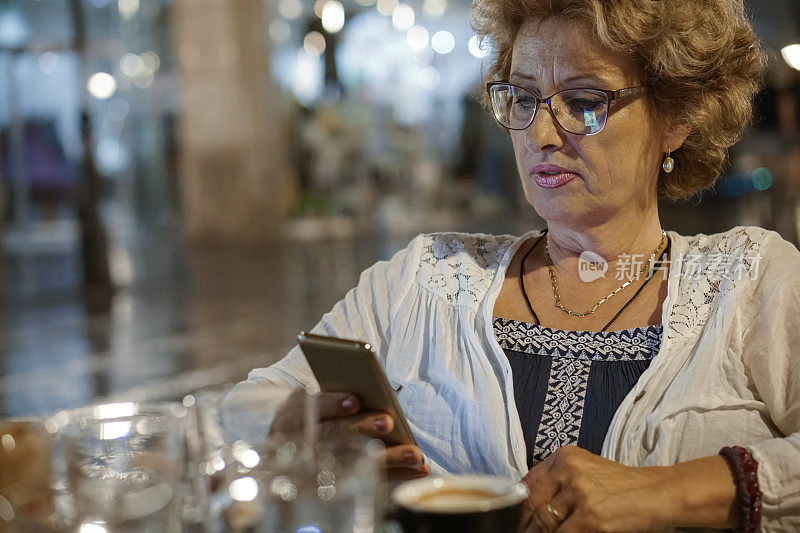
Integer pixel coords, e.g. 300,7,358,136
271,389,430,482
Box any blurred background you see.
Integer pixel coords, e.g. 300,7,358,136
0,0,798,419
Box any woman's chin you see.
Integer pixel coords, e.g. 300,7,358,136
527,194,587,225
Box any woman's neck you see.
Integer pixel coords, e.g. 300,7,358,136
544,209,664,277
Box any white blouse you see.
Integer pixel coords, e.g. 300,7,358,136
229,226,800,531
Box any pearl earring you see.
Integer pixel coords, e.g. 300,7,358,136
662,150,674,173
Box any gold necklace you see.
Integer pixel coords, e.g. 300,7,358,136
545,231,667,318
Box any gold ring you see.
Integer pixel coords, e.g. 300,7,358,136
546,503,563,522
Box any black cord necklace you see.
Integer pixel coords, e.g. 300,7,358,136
519,230,671,332
518,230,547,326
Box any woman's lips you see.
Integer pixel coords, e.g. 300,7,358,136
531,164,580,189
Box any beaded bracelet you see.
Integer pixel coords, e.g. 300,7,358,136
719,446,762,533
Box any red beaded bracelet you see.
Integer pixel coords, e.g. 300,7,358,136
719,446,762,533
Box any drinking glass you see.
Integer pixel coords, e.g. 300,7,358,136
261,434,386,533
0,420,59,531
219,384,388,531
57,402,188,533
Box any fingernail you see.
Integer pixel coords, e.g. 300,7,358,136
403,451,418,465
534,516,543,528
414,468,428,478
373,417,387,432
341,397,355,410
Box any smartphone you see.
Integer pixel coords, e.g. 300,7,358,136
297,332,417,447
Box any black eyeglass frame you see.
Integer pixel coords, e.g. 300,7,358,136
485,82,647,135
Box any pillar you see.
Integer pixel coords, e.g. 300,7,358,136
172,0,293,242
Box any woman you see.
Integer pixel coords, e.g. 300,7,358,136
230,0,799,530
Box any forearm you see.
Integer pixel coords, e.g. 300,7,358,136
654,455,737,529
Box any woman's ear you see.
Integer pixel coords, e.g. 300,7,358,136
662,120,692,152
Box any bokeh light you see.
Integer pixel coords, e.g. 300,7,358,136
468,35,489,58
38,52,60,74
418,66,440,90
751,167,773,191
376,0,398,17
313,0,327,19
321,1,345,33
120,53,142,77
781,44,800,71
406,25,429,51
140,51,161,71
392,4,415,31
118,0,139,20
87,72,118,100
132,71,154,89
303,31,327,56
431,30,455,54
0,10,29,47
422,0,447,17
229,477,259,502
278,0,303,20
412,46,434,65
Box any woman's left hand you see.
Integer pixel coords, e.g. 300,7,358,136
520,446,672,532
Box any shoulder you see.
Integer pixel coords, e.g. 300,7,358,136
414,231,525,307
666,226,798,340
676,225,770,257
674,225,798,280
671,226,777,282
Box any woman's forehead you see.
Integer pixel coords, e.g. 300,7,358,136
510,17,637,85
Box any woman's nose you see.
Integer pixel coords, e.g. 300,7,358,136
524,102,564,153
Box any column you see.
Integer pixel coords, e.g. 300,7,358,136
172,0,293,242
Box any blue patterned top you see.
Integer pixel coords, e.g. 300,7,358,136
492,316,663,468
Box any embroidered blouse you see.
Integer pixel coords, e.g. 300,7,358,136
493,317,662,468
227,226,800,532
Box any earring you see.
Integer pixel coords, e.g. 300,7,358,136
662,150,675,173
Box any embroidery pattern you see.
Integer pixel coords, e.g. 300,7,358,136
493,318,662,465
416,232,518,308
493,317,662,361
532,357,591,465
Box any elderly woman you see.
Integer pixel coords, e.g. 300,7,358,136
231,0,799,530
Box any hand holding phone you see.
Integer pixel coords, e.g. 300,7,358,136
269,332,428,481
297,332,417,446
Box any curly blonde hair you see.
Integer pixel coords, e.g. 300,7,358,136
472,0,768,200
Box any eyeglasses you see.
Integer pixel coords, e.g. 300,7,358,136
486,82,646,135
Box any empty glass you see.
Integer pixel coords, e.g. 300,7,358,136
57,402,188,533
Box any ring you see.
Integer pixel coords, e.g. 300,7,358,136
546,502,563,522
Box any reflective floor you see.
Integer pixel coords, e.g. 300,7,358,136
1,190,799,419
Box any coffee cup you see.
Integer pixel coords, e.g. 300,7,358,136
391,474,529,532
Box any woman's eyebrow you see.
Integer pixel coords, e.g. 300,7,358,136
562,74,603,84
508,70,535,82
508,71,612,86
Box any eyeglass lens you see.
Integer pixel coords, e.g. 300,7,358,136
489,85,609,135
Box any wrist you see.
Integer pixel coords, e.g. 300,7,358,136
653,457,737,529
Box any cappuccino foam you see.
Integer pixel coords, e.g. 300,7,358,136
407,488,501,512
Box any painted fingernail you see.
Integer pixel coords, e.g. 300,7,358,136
373,417,387,432
341,397,355,410
403,451,418,465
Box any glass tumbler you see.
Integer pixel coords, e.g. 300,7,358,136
262,435,386,533
0,420,59,531
58,402,187,533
